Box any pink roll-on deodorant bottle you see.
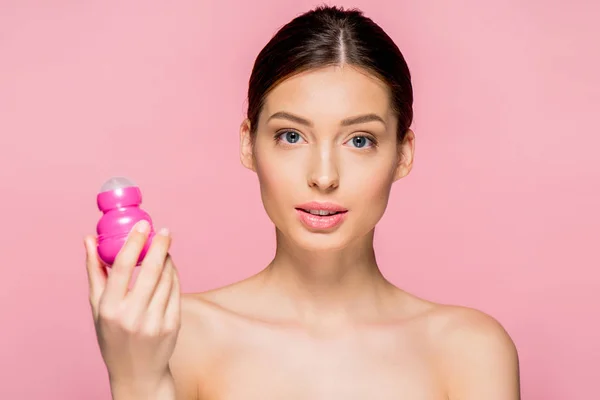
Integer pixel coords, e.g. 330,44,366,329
96,177,155,266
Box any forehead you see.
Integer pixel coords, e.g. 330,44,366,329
261,65,394,124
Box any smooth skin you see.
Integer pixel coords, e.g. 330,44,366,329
85,64,520,399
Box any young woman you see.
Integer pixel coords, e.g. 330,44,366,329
85,5,521,399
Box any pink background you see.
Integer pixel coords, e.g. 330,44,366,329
1,1,598,398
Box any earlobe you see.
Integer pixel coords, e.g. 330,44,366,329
239,119,256,172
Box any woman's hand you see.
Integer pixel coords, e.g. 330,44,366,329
84,220,181,396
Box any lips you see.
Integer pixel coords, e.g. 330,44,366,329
294,201,348,230
297,208,345,216
295,201,348,213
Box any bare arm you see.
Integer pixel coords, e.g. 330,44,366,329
110,373,177,399
108,316,200,400
439,308,521,400
85,223,195,400
108,344,199,400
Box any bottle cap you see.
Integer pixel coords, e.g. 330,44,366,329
97,176,142,211
100,176,137,193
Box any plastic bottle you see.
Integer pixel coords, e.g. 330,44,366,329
96,177,154,266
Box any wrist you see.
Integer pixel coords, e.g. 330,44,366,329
110,372,176,400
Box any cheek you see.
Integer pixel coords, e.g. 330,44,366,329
361,176,393,213
345,160,395,220
254,149,301,213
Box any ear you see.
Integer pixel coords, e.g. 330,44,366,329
393,129,415,181
239,118,256,172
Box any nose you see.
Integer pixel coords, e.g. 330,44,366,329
307,145,339,191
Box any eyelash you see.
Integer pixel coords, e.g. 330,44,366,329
274,130,378,149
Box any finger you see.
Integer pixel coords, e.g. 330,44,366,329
84,235,107,311
145,255,174,317
102,220,151,306
129,227,171,307
163,261,181,332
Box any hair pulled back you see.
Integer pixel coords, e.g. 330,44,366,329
246,5,413,142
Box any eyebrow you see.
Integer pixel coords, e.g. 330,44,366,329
267,111,386,128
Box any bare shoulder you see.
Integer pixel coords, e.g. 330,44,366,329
425,303,521,399
170,288,239,358
426,303,518,351
168,278,264,399
168,291,236,400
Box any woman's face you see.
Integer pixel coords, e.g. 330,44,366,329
240,65,414,251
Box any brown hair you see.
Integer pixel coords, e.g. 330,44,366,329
246,4,413,143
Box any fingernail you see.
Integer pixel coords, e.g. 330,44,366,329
135,220,150,233
158,227,170,236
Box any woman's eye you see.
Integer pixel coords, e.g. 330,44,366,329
347,135,374,149
277,130,305,144
275,131,375,148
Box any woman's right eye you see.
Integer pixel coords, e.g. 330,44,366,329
276,130,305,145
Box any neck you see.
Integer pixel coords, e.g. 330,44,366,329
257,228,395,327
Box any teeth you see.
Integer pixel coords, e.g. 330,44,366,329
307,209,338,216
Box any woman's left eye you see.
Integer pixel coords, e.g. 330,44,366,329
346,135,375,149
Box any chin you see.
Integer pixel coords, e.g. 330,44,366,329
288,226,355,252
300,238,348,252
